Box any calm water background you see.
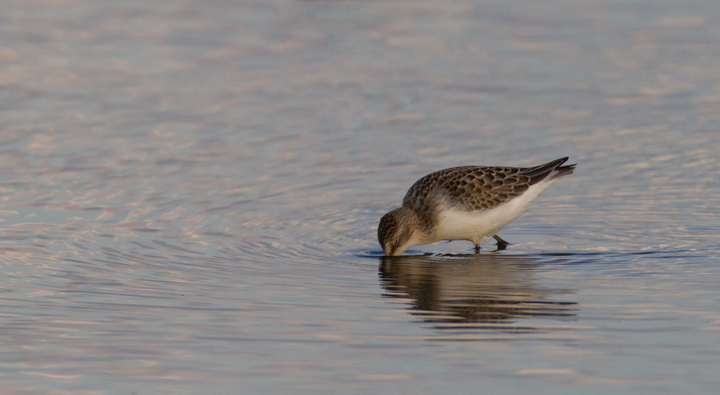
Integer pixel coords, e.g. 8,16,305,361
1,0,720,393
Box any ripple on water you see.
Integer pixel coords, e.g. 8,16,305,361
231,205,383,267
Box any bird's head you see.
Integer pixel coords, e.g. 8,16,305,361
377,207,421,256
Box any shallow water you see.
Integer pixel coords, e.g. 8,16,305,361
1,0,720,393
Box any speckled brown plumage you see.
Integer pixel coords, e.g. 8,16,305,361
401,157,575,230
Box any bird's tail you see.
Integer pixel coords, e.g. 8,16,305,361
521,157,577,185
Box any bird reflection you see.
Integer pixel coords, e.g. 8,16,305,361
379,254,577,338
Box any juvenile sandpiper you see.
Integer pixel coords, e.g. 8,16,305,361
378,157,576,256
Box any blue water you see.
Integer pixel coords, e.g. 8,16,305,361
1,0,720,393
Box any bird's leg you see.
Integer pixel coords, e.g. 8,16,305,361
493,235,509,250
474,243,481,254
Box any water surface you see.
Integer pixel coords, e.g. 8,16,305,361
1,0,720,393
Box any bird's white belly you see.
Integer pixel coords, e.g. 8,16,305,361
433,206,511,243
432,180,558,244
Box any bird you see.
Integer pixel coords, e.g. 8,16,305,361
377,157,576,256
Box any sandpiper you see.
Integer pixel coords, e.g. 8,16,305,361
378,157,576,256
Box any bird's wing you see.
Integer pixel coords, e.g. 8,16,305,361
403,157,572,213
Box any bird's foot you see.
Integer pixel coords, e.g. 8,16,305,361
493,235,509,251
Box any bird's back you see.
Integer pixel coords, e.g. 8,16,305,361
402,158,575,229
